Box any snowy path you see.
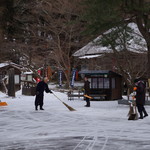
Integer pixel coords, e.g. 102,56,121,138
0,91,150,150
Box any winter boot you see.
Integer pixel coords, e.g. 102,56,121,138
143,110,148,118
40,106,44,110
35,106,38,111
144,114,148,118
139,112,143,119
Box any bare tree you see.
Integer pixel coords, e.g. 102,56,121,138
0,0,86,87
100,24,148,90
28,0,84,87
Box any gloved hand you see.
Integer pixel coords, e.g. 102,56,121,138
81,88,85,92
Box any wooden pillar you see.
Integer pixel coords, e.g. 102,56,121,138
8,68,15,97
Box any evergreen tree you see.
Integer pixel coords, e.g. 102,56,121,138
84,0,150,77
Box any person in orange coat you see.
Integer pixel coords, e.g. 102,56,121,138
134,79,148,119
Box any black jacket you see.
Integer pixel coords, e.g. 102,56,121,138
36,81,52,96
84,80,90,95
136,81,146,105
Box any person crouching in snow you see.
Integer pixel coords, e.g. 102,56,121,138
35,77,52,110
135,79,148,119
84,76,90,107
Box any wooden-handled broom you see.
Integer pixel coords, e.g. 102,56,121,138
52,92,76,111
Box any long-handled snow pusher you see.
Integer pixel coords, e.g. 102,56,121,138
0,101,8,106
128,101,138,120
52,93,76,111
128,87,138,120
84,95,93,99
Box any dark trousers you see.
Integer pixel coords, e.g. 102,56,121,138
35,94,44,108
85,97,90,106
137,104,148,117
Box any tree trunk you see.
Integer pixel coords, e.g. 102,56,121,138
147,45,150,78
64,70,71,88
8,68,15,97
136,15,150,78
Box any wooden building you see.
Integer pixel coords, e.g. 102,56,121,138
0,62,22,92
79,70,122,100
21,72,36,96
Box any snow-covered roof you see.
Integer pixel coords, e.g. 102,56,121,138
0,62,22,70
73,23,147,57
0,63,9,68
79,54,102,59
79,70,110,74
79,70,121,76
23,71,33,75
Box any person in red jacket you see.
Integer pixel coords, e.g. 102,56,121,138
35,77,52,110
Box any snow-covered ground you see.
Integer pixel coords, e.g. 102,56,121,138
0,89,150,150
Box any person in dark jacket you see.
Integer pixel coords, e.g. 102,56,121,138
135,80,148,119
35,77,52,110
84,76,90,107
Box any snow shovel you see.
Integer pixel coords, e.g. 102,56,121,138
128,101,138,120
0,101,8,106
52,92,76,111
84,95,93,99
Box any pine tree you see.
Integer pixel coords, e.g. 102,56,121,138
83,0,150,77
